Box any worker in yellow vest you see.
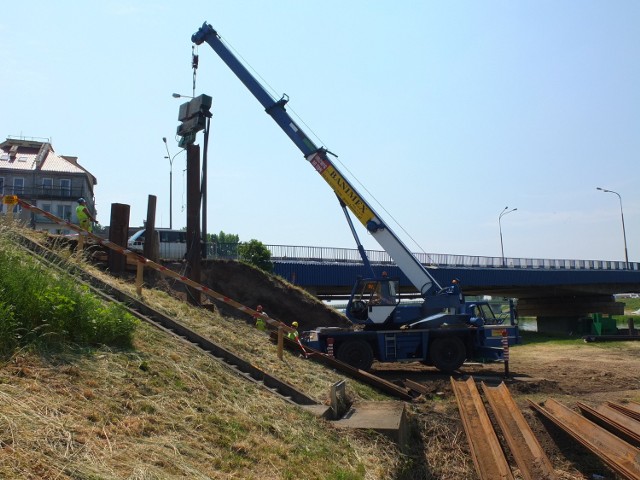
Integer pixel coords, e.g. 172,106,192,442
76,198,96,232
287,321,299,341
255,305,268,331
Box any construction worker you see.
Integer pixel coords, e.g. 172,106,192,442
255,305,268,331
287,321,299,341
76,198,96,232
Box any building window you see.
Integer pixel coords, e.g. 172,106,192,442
0,154,8,161
0,177,4,195
60,179,71,197
42,178,53,194
42,203,52,213
13,178,24,195
57,204,72,222
17,156,28,162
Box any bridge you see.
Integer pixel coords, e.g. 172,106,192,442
262,245,640,333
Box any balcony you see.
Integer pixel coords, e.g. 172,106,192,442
2,185,90,201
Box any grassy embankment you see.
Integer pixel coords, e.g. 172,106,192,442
0,225,406,480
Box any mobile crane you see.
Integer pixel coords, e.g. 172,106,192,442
192,23,519,371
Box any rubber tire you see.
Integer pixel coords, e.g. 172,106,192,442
336,340,374,371
429,336,467,372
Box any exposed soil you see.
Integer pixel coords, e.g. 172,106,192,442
134,259,640,478
152,259,352,331
374,340,640,401
189,260,640,402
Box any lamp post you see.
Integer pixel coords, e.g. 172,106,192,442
162,137,184,230
499,206,517,267
172,93,194,99
597,187,629,268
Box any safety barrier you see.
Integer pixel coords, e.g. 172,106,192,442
5,198,419,399
7,197,297,345
261,244,639,271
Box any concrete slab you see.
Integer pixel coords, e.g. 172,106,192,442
301,404,333,419
333,401,409,447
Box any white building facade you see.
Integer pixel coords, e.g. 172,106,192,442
0,136,97,234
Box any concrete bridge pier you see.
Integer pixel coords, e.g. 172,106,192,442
517,294,624,335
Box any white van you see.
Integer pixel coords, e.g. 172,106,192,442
127,229,187,260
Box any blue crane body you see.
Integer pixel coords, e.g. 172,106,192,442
192,23,520,371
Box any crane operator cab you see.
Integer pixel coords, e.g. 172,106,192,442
346,275,400,326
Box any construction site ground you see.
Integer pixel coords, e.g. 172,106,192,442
176,259,640,479
189,261,640,405
4,240,639,480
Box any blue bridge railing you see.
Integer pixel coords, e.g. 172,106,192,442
258,244,639,271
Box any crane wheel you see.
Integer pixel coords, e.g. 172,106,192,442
429,336,466,372
336,340,374,371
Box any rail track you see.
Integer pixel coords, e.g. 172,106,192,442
14,229,413,408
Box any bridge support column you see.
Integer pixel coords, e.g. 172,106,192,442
518,295,624,335
535,316,583,335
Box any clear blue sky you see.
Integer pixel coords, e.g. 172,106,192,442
1,1,639,262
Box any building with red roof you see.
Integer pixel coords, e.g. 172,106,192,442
0,136,97,233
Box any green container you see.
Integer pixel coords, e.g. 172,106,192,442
591,313,619,335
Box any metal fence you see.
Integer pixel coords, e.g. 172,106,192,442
258,244,639,271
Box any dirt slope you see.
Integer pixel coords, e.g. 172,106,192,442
160,259,352,332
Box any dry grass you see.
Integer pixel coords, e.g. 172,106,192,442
4,225,604,479
0,226,407,479
0,323,403,479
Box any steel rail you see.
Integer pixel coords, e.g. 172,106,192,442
13,232,320,407
451,377,514,480
11,210,412,404
577,402,640,448
607,401,640,422
482,382,557,480
274,333,414,402
528,398,640,480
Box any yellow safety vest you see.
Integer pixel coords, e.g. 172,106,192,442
76,205,89,222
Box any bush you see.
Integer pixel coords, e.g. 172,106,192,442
0,300,18,356
238,239,273,272
0,237,138,353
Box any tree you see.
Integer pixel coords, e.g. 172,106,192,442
208,231,239,258
238,239,273,272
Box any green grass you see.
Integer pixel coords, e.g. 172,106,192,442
517,331,582,346
621,297,640,312
0,226,404,479
0,228,139,354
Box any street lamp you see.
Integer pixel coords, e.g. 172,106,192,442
172,93,194,99
162,137,184,230
499,206,517,267
597,187,629,268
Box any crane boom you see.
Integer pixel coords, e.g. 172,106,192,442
192,22,441,298
189,23,522,367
